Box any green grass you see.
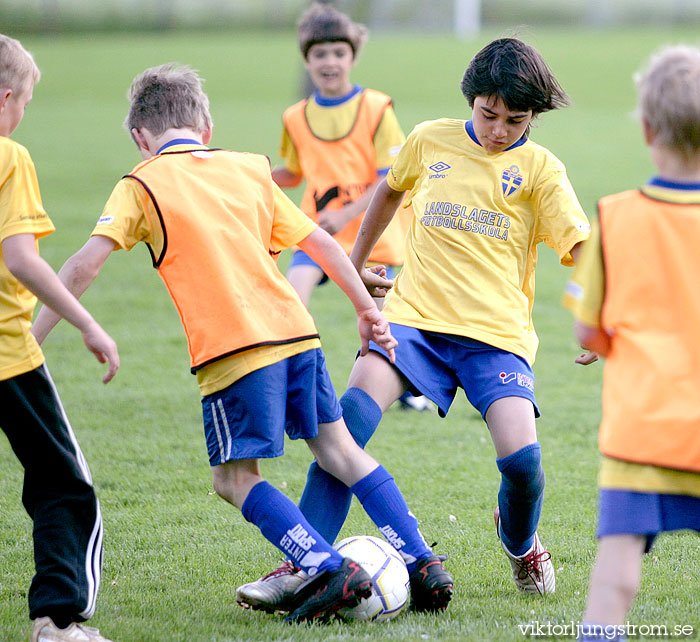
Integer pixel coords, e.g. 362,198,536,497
1,27,700,642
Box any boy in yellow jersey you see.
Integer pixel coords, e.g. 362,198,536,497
0,34,119,642
33,63,453,622
239,37,592,606
274,3,408,308
565,46,700,642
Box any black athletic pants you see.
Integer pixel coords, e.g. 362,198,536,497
0,364,103,623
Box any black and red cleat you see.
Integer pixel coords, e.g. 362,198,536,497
284,557,373,624
409,554,454,612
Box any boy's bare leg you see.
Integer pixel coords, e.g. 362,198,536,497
211,459,262,509
347,350,406,411
584,534,645,624
286,264,324,307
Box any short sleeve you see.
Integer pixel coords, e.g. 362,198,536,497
386,128,420,194
373,104,405,173
0,142,53,243
563,217,605,327
278,125,302,176
533,166,591,266
91,178,161,253
269,183,317,251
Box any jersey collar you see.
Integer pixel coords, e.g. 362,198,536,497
465,120,528,152
157,138,205,155
313,84,363,107
647,176,700,190
641,176,700,205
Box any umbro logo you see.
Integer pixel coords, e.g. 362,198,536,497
429,161,451,178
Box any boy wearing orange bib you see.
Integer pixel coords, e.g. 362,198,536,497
33,63,453,623
273,3,408,307
565,46,700,642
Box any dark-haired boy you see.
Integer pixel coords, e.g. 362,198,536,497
240,37,592,606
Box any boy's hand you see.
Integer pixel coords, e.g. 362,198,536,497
357,307,397,363
360,265,394,298
81,321,120,383
575,351,600,365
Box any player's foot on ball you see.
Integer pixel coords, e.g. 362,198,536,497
284,557,373,624
236,560,306,613
408,554,454,612
494,506,555,595
31,617,115,642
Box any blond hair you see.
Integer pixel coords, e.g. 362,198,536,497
637,45,700,158
297,2,368,60
124,63,212,136
0,34,40,94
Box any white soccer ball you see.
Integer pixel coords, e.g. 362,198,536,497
334,535,410,622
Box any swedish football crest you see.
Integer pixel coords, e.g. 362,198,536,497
502,165,523,197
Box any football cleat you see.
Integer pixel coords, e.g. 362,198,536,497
31,617,115,642
494,506,555,595
408,554,454,612
236,560,306,613
284,557,373,624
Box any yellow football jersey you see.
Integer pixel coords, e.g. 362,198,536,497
385,118,589,364
0,137,54,381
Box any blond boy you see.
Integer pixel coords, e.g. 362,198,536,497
0,34,118,642
33,63,452,623
565,45,700,641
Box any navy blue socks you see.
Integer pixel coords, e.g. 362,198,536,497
298,387,382,543
351,465,432,573
496,442,545,556
242,480,343,575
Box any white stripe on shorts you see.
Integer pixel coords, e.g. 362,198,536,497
211,401,226,463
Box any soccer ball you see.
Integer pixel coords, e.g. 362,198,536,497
334,535,410,622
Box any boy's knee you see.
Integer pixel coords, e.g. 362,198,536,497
497,442,543,486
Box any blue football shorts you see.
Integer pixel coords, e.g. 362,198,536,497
597,489,700,552
368,323,539,419
201,348,342,465
288,249,396,286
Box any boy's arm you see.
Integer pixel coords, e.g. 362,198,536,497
574,321,611,358
296,227,397,362
349,178,404,274
271,165,303,188
569,240,600,365
2,233,119,383
32,235,116,344
318,176,384,236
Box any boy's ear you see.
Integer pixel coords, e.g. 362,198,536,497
131,127,150,151
202,126,213,145
642,117,656,145
0,88,13,112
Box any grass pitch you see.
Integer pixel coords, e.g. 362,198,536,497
1,26,699,642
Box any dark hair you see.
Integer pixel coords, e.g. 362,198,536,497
297,2,368,60
461,38,569,115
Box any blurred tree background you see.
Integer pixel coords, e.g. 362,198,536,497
2,0,700,35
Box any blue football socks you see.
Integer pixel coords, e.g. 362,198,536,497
298,387,382,543
241,480,343,576
496,442,545,556
351,465,432,573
